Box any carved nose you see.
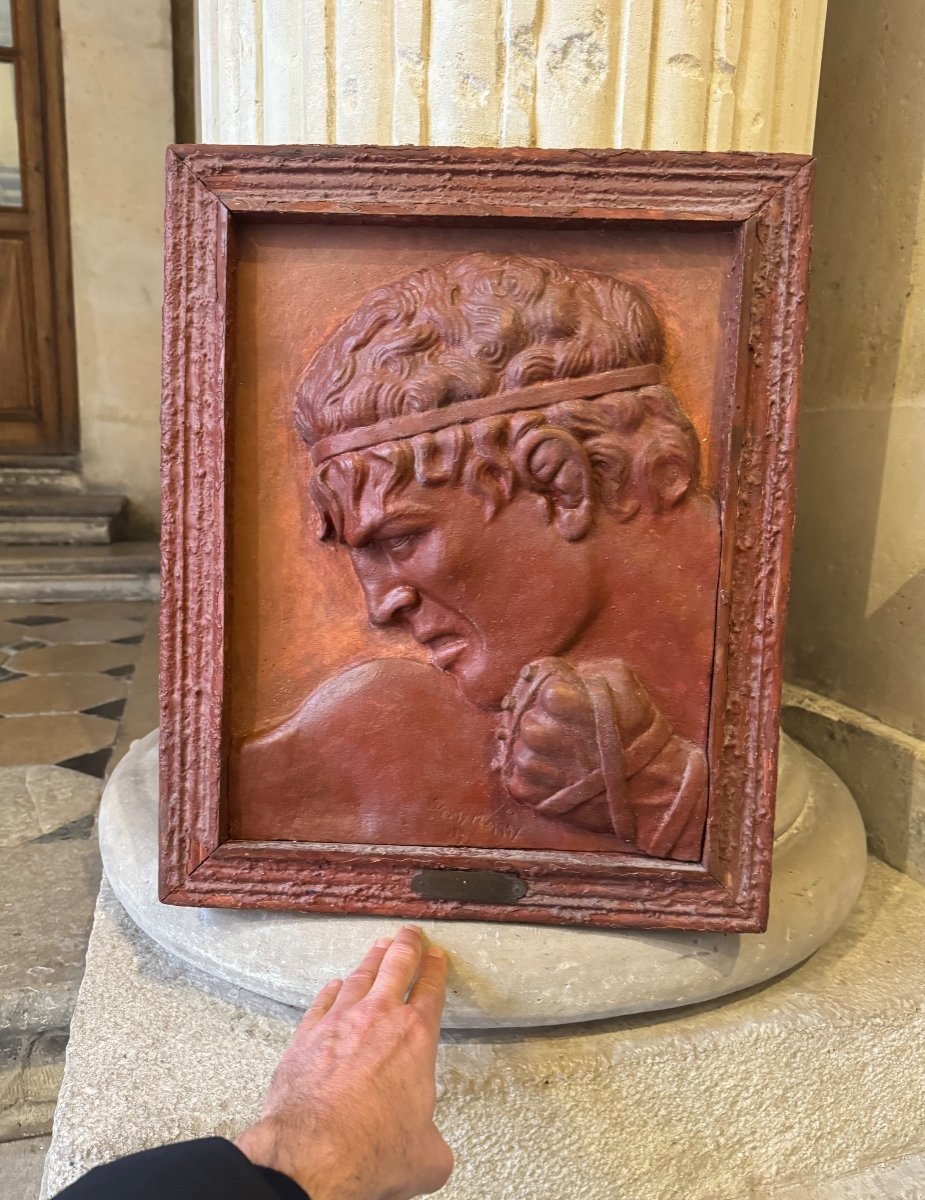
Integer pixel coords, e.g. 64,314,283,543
367,584,419,628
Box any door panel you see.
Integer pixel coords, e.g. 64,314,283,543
0,0,78,453
0,235,38,414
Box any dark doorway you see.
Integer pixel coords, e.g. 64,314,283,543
0,0,78,454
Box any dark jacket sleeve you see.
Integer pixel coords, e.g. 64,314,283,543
51,1137,308,1200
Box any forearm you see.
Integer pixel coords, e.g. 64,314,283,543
628,737,708,859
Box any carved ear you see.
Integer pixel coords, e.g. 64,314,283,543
645,450,694,512
514,429,594,541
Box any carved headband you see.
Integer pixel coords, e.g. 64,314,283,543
308,362,661,465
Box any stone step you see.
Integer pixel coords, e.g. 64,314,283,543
0,543,160,602
0,494,127,546
0,456,83,495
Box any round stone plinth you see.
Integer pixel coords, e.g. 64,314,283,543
99,731,867,1029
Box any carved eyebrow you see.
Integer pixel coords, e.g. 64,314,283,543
345,505,433,549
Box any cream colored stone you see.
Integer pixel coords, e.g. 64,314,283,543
58,1,173,534
261,0,331,142
335,0,393,144
0,715,115,768
41,864,925,1199
535,1,615,149
788,0,925,741
29,618,141,645
9,642,139,676
0,673,126,717
199,0,828,154
98,730,866,1028
783,0,925,886
0,765,101,847
613,0,656,147
499,0,538,146
760,1151,925,1199
391,0,427,143
427,0,502,147
0,1138,51,1200
0,621,32,648
783,685,925,887
648,0,713,151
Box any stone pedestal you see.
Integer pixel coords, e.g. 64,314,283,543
43,730,923,1200
98,731,866,1027
41,859,925,1199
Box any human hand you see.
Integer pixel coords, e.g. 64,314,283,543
492,657,612,833
235,926,453,1200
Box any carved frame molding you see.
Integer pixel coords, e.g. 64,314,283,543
159,145,814,931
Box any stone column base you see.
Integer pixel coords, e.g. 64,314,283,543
42,860,925,1199
97,731,866,1027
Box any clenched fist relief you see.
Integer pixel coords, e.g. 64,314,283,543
494,657,708,859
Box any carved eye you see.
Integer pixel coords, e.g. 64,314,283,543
381,531,424,560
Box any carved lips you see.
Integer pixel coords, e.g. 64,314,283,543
420,631,468,671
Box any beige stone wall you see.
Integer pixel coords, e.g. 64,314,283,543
198,0,827,153
784,0,925,882
59,0,174,535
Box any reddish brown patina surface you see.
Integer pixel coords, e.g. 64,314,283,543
230,246,730,860
159,145,813,929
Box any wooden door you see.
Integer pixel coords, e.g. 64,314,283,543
0,0,78,454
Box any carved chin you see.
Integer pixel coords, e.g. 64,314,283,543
447,657,511,713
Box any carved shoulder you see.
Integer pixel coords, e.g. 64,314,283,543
246,657,481,750
230,658,495,843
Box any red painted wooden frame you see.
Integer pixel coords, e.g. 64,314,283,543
159,145,813,931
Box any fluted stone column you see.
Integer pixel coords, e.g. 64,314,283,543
197,0,828,154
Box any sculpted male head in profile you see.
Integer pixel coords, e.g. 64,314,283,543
232,253,721,861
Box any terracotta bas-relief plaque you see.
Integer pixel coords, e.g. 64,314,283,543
230,230,729,859
159,146,814,930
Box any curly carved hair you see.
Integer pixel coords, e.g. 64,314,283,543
294,253,701,537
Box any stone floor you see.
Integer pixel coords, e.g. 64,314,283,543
0,600,158,1198
0,1136,50,1200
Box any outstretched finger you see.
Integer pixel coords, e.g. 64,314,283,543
329,937,392,1011
368,925,425,1002
298,978,343,1032
408,945,448,1038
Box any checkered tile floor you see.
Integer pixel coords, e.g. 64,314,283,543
0,602,156,778
0,599,158,1165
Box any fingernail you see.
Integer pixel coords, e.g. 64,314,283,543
401,924,424,936
373,937,392,949
426,945,446,960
